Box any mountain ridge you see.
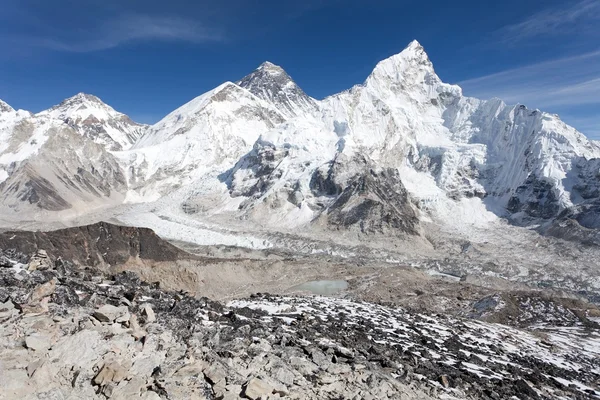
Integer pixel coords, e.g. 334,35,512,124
0,40,598,245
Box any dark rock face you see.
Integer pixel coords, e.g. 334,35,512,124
309,154,367,197
573,157,600,201
540,208,600,247
508,175,561,220
327,168,420,236
0,222,193,268
237,62,318,118
224,143,289,199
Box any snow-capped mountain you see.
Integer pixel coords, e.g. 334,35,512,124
125,82,286,199
0,98,129,215
214,40,600,234
38,93,146,151
1,40,599,243
237,61,319,118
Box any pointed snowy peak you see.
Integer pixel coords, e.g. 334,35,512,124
257,61,287,76
393,40,432,66
45,93,119,115
0,99,15,113
237,61,318,118
367,40,437,86
38,93,146,151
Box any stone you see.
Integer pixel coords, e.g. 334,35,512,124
25,334,52,351
273,367,295,387
93,304,128,323
203,363,226,385
27,278,58,304
93,361,130,386
439,375,450,388
129,314,147,340
50,330,107,369
115,311,131,324
0,300,16,321
110,376,146,400
21,297,50,314
27,250,52,271
0,254,14,267
27,359,45,377
142,303,156,323
141,391,163,400
244,377,273,400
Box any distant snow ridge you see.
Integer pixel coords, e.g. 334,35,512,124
38,93,146,151
1,40,600,239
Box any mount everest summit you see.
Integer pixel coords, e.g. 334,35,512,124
0,40,599,245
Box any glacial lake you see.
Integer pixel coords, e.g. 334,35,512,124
287,280,349,296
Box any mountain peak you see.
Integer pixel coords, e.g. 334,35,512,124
60,92,105,107
237,62,318,118
0,99,14,113
257,61,285,75
72,92,100,101
37,92,145,151
387,40,431,68
406,39,423,51
365,40,436,90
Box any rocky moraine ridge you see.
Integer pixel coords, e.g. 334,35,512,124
1,244,599,400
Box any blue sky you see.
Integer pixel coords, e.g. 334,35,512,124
0,0,598,138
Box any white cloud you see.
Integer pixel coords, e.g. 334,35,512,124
562,115,600,140
500,0,600,42
458,50,600,109
28,14,223,52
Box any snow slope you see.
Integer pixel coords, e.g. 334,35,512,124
38,93,146,151
0,98,128,215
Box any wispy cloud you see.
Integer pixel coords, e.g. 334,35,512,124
14,14,223,52
563,115,600,140
459,50,600,108
500,0,600,43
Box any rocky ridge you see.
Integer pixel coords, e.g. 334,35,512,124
1,246,599,400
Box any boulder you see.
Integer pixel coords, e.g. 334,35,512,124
27,278,58,304
142,303,156,323
0,300,16,321
93,361,130,386
244,377,273,400
203,364,226,385
25,334,52,352
92,304,129,323
27,249,52,271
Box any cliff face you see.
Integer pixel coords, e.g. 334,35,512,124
0,222,194,268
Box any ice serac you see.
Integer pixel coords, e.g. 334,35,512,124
237,61,319,118
37,93,147,151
